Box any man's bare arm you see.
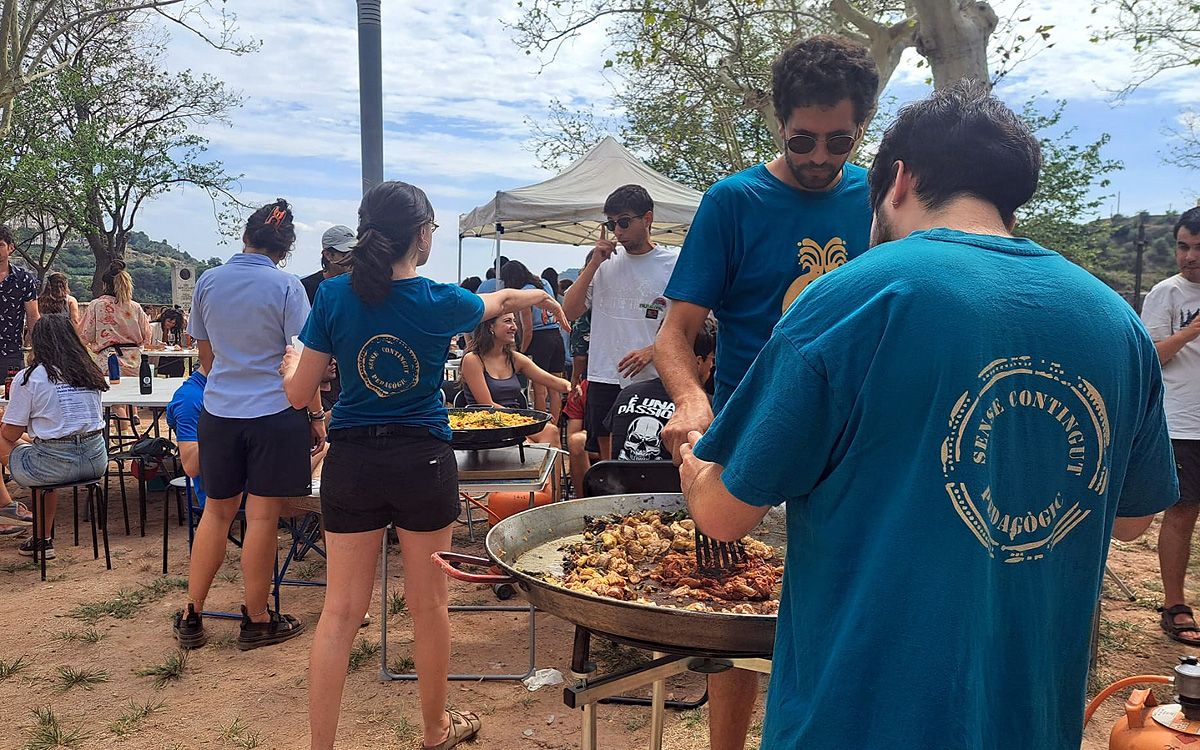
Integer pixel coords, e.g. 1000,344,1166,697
655,301,713,458
679,434,770,541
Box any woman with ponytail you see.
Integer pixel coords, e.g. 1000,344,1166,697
499,259,566,425
172,199,320,654
78,260,150,376
281,181,568,750
38,272,80,325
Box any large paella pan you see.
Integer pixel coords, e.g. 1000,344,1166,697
435,492,782,657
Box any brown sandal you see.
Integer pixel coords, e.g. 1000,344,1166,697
422,709,482,750
1160,604,1200,646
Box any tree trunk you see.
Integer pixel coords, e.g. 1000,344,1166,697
910,0,998,90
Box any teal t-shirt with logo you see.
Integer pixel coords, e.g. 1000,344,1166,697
695,229,1177,749
664,162,871,411
300,274,484,440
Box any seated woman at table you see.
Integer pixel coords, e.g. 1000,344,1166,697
281,180,568,750
148,308,189,377
0,315,108,561
458,312,569,446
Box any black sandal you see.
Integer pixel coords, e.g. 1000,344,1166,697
1159,604,1200,646
422,709,482,750
236,605,305,651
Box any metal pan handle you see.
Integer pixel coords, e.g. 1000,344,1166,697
431,551,516,584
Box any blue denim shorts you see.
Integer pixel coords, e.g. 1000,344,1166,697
8,433,107,488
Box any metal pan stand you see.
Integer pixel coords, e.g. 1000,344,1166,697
378,531,538,682
564,626,772,750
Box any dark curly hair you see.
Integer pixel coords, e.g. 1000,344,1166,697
867,80,1040,224
602,184,653,217
1176,207,1200,240
771,35,880,125
243,198,296,260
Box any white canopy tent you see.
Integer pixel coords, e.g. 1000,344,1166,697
457,137,704,280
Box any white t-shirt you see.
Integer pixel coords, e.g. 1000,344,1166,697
585,245,679,387
3,365,105,439
1141,274,1200,439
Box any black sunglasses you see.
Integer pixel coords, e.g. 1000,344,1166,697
786,132,856,156
603,216,639,232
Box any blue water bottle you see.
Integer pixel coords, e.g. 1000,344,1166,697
107,353,121,384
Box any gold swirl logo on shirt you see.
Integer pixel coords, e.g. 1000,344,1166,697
940,357,1111,564
782,237,848,312
357,334,420,398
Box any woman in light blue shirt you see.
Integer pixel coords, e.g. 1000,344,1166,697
282,181,566,750
173,199,325,653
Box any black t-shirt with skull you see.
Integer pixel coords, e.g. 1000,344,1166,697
604,377,678,462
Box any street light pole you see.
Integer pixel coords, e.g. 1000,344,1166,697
357,0,384,195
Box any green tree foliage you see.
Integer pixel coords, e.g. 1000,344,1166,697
6,15,243,294
1013,101,1122,269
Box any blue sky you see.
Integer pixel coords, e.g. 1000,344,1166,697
138,0,1199,283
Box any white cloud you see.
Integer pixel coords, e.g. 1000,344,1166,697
130,0,1195,282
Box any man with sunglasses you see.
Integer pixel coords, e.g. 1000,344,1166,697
562,184,678,460
654,35,879,750
301,225,357,409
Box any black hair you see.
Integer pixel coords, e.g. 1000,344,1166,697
352,181,433,305
541,267,560,295
1176,207,1200,240
38,272,70,316
467,312,516,358
558,278,573,296
485,268,496,280
158,307,185,327
603,184,653,217
0,225,13,246
693,318,717,359
243,198,296,260
771,35,879,125
499,259,542,291
460,276,482,293
23,314,108,391
867,80,1040,225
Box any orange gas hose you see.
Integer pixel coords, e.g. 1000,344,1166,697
1084,675,1173,725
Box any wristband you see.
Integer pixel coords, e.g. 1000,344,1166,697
307,410,326,422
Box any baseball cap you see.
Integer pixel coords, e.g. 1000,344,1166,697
321,225,357,254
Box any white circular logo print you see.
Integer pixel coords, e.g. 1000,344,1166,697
940,356,1111,564
356,334,421,398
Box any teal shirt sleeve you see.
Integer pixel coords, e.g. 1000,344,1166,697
442,285,485,336
664,188,732,309
693,331,843,507
1115,343,1179,517
299,283,332,354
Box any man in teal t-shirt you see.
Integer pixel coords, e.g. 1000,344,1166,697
679,82,1177,749
654,34,880,750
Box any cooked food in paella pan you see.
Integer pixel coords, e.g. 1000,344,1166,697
449,410,539,430
548,510,783,615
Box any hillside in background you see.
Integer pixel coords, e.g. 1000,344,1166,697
48,232,222,303
1089,212,1186,296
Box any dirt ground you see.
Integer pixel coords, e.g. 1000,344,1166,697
0,450,1194,750
0,457,760,750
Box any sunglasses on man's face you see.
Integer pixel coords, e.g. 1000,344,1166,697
786,132,857,156
603,216,639,232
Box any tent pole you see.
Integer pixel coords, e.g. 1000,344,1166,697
494,223,502,281
456,234,462,284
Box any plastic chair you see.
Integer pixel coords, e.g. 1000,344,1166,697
27,479,108,581
581,460,681,497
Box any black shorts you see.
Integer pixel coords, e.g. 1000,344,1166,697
321,426,459,533
585,381,622,452
1173,439,1200,506
0,353,25,376
198,407,312,500
526,328,565,373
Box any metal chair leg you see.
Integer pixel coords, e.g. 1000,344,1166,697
88,486,99,560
